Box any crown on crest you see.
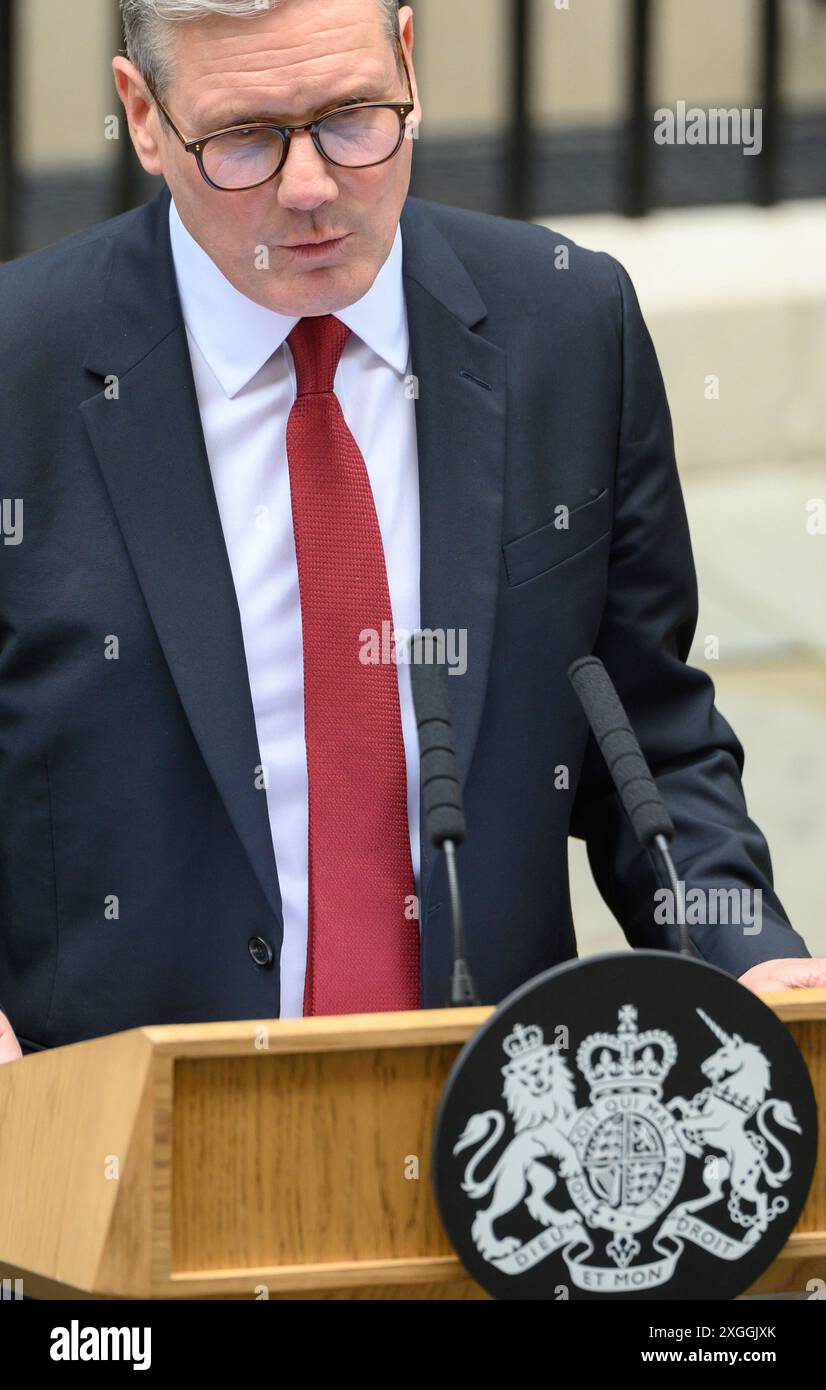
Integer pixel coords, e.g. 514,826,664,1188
576,1004,677,1099
502,1022,544,1060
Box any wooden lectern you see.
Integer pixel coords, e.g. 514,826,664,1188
0,991,823,1300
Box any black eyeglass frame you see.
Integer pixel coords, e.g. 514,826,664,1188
146,39,416,191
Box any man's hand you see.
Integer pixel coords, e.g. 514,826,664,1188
738,958,826,994
0,1009,22,1064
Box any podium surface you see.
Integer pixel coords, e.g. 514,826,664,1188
0,993,823,1300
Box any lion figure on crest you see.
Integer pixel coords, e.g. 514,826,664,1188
453,1024,579,1262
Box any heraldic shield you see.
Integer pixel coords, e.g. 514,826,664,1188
432,952,817,1300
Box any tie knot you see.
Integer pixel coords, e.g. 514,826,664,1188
287,315,351,397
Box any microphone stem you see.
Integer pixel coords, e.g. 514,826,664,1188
654,833,695,958
443,839,465,957
443,839,479,1006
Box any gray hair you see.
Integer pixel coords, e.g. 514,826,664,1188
121,0,402,98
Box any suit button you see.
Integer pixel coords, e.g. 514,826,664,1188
248,937,274,968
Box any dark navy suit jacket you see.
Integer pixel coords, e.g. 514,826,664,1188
0,186,809,1052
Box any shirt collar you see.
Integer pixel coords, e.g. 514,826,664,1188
168,198,409,398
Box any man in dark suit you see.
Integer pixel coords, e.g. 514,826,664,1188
1,0,823,1062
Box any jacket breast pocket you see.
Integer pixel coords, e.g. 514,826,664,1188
502,488,611,588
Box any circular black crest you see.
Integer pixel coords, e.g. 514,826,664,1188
433,951,817,1300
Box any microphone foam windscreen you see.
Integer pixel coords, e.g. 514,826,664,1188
410,633,466,847
568,656,675,848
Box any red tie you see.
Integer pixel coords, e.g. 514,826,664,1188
286,315,420,1015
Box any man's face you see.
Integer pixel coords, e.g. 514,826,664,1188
121,0,419,316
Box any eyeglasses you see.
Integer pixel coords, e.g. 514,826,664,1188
146,39,415,192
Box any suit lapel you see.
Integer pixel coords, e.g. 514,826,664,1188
400,199,507,909
81,189,283,927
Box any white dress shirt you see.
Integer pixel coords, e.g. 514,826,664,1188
168,199,422,1017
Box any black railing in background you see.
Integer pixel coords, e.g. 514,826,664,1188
757,0,781,207
499,0,789,222
0,0,15,261
626,0,652,218
507,0,532,220
0,0,819,256
114,2,145,217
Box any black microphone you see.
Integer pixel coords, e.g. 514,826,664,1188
568,655,695,957
409,632,479,1007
